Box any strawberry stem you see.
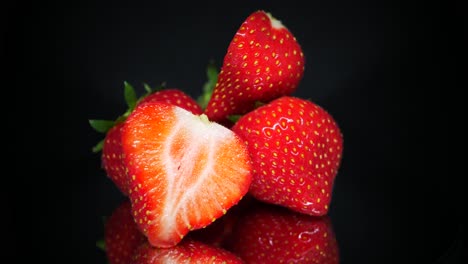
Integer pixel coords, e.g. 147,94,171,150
265,12,284,29
199,114,211,124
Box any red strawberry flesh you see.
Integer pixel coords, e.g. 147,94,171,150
122,101,252,248
100,88,203,196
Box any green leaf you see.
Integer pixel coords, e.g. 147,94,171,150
89,119,115,133
227,114,242,123
140,82,166,103
254,101,266,108
92,139,105,153
155,81,166,92
124,81,137,111
197,61,219,109
96,239,106,251
143,82,152,94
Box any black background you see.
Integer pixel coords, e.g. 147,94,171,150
4,0,466,263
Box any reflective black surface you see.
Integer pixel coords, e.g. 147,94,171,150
6,0,465,263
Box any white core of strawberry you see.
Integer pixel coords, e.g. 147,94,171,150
198,113,211,124
159,107,236,239
266,12,285,29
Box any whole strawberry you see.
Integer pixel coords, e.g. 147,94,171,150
104,200,146,264
231,96,343,216
122,101,252,248
204,10,305,125
90,83,203,195
228,202,339,264
131,239,245,264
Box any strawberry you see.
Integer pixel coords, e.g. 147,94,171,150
228,202,339,264
100,122,127,194
131,239,244,264
204,10,305,125
104,200,147,264
121,101,252,248
138,88,203,115
90,83,203,195
231,96,343,216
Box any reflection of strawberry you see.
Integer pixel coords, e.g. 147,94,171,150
205,10,305,125
231,96,343,216
90,83,203,195
104,200,146,264
228,202,339,264
132,239,244,263
186,194,255,248
121,101,252,248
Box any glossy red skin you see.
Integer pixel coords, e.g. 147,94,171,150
105,200,146,264
102,122,127,195
131,239,245,264
231,96,343,216
228,202,339,264
139,88,203,115
205,10,305,124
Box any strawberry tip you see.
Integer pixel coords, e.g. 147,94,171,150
265,12,284,29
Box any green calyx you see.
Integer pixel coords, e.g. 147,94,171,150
90,61,217,153
89,81,166,153
197,60,219,110
226,101,266,124
96,239,106,251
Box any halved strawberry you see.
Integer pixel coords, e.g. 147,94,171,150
231,96,343,216
104,200,146,264
90,83,203,196
131,239,244,263
228,202,339,264
121,101,252,248
204,10,305,125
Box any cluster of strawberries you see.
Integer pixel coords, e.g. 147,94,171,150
91,10,343,264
